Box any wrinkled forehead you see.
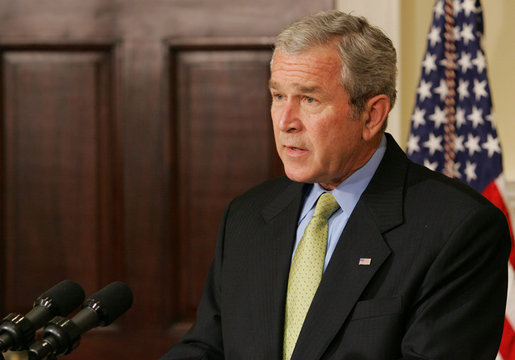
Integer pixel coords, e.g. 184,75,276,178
269,47,343,88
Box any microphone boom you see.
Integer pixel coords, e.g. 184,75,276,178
0,280,85,352
28,281,133,360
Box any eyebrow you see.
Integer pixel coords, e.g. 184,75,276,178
298,86,321,94
268,80,322,94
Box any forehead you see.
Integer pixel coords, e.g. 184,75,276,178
269,46,342,90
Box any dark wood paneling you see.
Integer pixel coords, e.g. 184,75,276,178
169,44,280,327
2,49,121,305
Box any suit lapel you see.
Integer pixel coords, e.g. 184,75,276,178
291,134,408,360
291,203,391,360
248,180,306,359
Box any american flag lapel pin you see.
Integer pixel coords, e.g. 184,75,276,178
359,258,372,266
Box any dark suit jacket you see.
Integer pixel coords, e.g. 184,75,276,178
162,134,511,360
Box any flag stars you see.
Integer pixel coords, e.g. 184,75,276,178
434,0,444,19
472,51,486,73
422,53,437,74
453,0,462,15
467,106,484,128
464,161,477,182
407,134,421,155
456,107,466,128
427,26,441,47
455,135,466,153
434,79,448,101
482,133,501,157
424,159,438,171
408,1,501,192
461,0,478,17
411,108,426,129
465,133,481,156
417,80,433,101
429,106,447,129
423,133,443,156
458,51,473,73
461,23,475,45
473,79,488,101
453,26,462,42
457,79,470,100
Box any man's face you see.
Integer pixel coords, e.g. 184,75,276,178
269,45,373,189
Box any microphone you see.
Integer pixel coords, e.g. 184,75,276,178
28,281,133,360
0,280,85,352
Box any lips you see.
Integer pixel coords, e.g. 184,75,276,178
285,144,305,150
283,144,309,157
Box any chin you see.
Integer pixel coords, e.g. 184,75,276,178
283,168,314,184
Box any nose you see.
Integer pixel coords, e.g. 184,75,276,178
275,100,301,133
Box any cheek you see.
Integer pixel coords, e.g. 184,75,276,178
271,107,283,130
310,117,360,159
271,112,279,133
307,117,338,147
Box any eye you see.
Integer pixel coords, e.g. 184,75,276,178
303,96,317,104
271,92,284,101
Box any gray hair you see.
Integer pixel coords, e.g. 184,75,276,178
273,10,397,118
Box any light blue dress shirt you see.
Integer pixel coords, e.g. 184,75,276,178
292,135,387,271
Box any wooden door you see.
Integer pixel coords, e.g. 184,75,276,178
0,1,333,359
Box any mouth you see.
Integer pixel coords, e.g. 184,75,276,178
283,145,309,156
284,144,304,149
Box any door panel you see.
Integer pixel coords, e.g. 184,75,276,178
172,44,277,325
3,49,120,300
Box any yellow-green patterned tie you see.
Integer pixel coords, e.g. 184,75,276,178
283,192,340,360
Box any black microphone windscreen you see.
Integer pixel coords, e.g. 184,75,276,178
36,280,85,315
86,281,133,325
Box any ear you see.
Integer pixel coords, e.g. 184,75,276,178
361,94,390,141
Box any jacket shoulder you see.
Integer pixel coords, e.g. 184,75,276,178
406,160,494,209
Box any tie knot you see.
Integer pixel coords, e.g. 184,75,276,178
312,192,339,220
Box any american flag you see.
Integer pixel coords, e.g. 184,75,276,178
406,0,515,358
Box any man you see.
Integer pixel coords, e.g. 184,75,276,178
161,10,511,359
